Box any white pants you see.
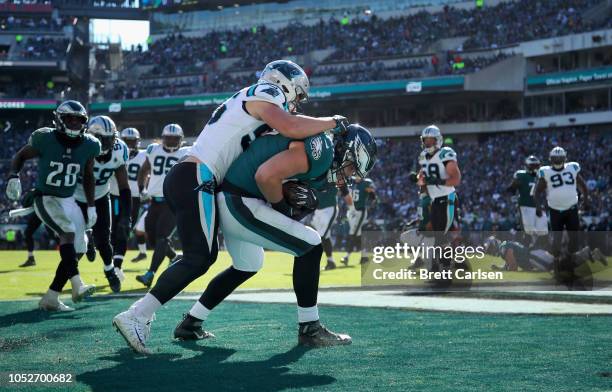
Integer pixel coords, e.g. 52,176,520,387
348,209,367,236
311,206,337,240
217,191,321,272
134,210,147,232
520,206,548,236
33,195,88,253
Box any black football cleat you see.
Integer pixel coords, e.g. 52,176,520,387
340,256,349,266
174,314,214,340
359,256,369,265
298,320,352,348
135,271,154,288
19,256,36,267
324,261,336,270
131,253,147,263
105,269,121,293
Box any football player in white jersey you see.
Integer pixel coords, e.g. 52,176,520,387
135,123,188,288
534,146,589,258
110,128,148,271
75,115,131,293
417,125,461,286
113,59,351,354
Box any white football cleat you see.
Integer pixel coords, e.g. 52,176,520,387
112,310,155,355
114,267,125,282
72,284,96,303
39,296,74,312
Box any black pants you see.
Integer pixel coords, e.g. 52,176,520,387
77,195,113,266
25,213,43,252
111,195,140,258
149,162,219,304
549,205,580,256
145,200,176,248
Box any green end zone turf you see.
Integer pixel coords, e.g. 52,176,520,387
0,298,610,392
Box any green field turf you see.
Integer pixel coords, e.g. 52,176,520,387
1,250,610,301
0,298,611,392
0,250,362,301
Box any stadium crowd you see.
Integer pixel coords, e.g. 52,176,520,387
368,127,611,233
0,14,65,32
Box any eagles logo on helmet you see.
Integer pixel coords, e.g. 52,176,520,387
53,100,88,138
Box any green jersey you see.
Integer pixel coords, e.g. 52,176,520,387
224,133,334,199
350,178,375,211
315,182,338,209
499,240,532,270
29,128,101,198
513,170,537,207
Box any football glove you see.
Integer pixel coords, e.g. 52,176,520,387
408,172,419,184
283,181,318,211
330,115,349,135
86,206,97,228
5,174,21,201
139,189,150,202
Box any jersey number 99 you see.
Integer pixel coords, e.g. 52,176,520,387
153,156,178,175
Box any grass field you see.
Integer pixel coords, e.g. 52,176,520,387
1,298,611,392
0,250,362,300
0,250,611,391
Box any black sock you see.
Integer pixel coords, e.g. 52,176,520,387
293,244,322,308
50,244,78,291
200,267,256,310
322,238,332,258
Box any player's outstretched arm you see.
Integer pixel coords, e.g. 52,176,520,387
255,141,308,204
137,158,151,195
533,177,547,216
83,157,96,207
9,144,39,175
444,161,461,186
246,101,346,139
6,145,39,201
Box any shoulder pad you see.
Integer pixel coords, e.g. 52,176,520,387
146,143,158,155
244,83,287,110
304,133,334,177
116,139,129,163
83,134,102,157
439,147,457,161
568,162,580,172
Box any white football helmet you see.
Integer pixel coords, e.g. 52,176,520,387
121,127,141,152
549,146,566,169
88,115,117,154
161,123,183,152
259,60,310,112
420,125,443,154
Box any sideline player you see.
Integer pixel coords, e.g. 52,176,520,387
341,176,376,266
6,100,100,311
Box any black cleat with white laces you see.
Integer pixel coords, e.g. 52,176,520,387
298,320,352,348
174,314,214,340
105,269,121,293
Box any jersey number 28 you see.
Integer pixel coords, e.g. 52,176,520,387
46,161,80,187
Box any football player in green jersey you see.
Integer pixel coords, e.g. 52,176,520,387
173,125,377,348
5,100,101,311
507,155,548,246
341,177,376,266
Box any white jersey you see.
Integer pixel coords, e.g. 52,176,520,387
418,146,457,199
110,149,146,197
187,82,288,182
538,162,580,211
75,139,129,202
145,143,189,198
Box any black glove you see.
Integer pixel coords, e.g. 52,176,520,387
283,181,318,210
408,172,419,184
535,208,543,218
330,115,349,135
